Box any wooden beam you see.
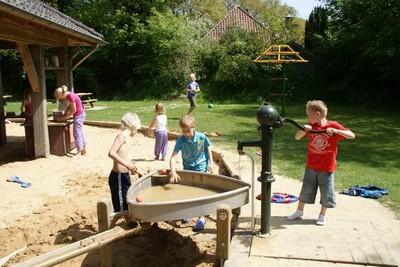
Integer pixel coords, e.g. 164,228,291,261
16,43,40,92
13,226,141,267
0,65,6,146
97,200,113,267
30,45,50,157
216,204,232,264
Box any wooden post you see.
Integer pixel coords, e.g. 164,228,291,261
97,199,113,267
216,204,232,266
30,45,50,157
0,64,6,146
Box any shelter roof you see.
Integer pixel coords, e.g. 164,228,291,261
0,0,105,46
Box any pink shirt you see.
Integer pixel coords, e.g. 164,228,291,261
66,92,84,116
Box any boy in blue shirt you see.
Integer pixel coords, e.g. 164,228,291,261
170,115,213,231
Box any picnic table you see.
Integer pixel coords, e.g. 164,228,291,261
2,95,12,105
76,92,97,108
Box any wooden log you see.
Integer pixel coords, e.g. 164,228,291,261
16,43,40,93
216,204,232,263
30,45,50,157
97,199,113,267
14,226,141,267
0,65,6,146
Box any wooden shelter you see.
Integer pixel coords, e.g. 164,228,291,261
0,0,105,157
206,5,269,43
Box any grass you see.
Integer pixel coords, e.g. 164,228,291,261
4,100,400,215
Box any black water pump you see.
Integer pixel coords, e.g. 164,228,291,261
238,103,326,234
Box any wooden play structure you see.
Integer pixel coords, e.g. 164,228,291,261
0,0,105,157
12,145,249,267
254,44,308,116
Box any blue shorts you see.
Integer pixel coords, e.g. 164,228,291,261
108,171,131,212
299,168,336,208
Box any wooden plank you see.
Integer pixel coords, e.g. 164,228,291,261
16,43,40,92
97,200,113,267
13,226,141,267
216,204,232,262
30,45,50,157
0,65,6,146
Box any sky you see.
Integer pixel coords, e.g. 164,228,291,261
281,0,323,19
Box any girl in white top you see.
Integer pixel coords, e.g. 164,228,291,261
149,103,168,160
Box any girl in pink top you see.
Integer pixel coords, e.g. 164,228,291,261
54,85,87,155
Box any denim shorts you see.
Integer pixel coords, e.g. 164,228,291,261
299,168,336,208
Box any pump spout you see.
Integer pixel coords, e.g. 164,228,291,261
237,141,260,154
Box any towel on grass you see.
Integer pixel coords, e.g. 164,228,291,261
256,192,298,203
340,185,388,199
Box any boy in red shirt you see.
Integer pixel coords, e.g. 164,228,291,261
287,100,355,225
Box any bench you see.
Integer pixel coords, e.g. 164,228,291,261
82,98,98,108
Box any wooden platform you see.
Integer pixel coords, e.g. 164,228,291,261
250,217,398,266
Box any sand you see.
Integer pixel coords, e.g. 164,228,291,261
0,122,215,266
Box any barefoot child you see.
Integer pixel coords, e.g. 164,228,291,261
149,103,168,160
170,115,213,231
287,100,355,225
108,112,141,212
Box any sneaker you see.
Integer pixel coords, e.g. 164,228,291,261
193,217,206,232
316,215,325,226
287,210,303,221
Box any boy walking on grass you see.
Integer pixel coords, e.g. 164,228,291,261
287,100,355,225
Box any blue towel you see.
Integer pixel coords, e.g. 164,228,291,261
340,185,388,199
6,176,32,188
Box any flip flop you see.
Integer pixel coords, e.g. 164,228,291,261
6,176,32,188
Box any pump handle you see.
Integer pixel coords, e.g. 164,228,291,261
282,118,327,134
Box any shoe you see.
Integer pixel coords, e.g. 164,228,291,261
193,217,206,232
316,215,325,226
287,210,303,220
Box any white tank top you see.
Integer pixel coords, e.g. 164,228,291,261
156,114,167,132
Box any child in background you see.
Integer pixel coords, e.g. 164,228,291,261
170,115,213,231
20,89,32,123
108,112,141,212
149,103,168,161
287,100,355,225
186,73,200,115
53,85,87,155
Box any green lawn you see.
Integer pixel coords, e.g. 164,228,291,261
4,100,400,215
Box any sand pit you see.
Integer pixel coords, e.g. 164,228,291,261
0,122,217,266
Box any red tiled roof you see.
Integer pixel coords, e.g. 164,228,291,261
206,6,269,42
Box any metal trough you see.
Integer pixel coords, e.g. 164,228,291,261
127,170,250,222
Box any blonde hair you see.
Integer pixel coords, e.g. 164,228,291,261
54,85,68,100
189,73,196,80
179,115,196,129
306,100,328,117
155,103,166,114
121,112,141,131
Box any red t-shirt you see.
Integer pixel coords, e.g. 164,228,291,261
306,121,347,172
66,92,84,116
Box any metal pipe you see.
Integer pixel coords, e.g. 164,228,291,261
243,152,256,233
